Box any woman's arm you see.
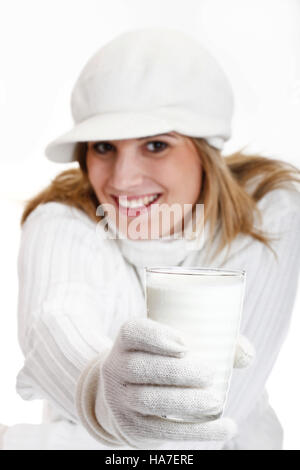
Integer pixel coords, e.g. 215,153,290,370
15,202,121,443
221,189,300,437
14,191,300,449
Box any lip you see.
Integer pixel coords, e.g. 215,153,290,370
111,193,162,217
111,192,162,201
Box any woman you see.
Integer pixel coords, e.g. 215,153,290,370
1,28,300,450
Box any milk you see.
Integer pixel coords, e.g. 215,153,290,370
145,267,246,422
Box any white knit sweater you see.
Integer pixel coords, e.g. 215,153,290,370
1,187,300,450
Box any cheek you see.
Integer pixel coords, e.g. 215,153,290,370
189,160,202,195
86,156,108,191
168,155,202,200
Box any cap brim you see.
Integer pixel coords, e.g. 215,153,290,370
44,111,227,163
45,112,175,163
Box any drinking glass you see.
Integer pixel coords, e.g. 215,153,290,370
145,266,246,422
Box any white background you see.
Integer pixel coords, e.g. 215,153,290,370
0,0,299,449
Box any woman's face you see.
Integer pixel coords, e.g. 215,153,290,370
86,132,203,239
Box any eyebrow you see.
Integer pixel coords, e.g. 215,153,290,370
137,133,177,140
89,133,178,146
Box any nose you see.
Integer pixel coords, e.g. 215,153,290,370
109,149,144,191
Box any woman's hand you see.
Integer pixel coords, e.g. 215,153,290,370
95,317,249,449
234,334,256,369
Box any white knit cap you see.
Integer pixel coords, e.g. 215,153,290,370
45,28,234,163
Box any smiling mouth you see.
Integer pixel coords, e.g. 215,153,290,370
111,193,162,213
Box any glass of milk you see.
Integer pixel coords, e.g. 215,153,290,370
145,266,246,422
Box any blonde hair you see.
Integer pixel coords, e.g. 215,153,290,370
20,138,300,259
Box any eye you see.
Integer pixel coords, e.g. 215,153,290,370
146,140,168,153
92,142,114,155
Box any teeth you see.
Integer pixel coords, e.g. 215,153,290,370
118,194,159,208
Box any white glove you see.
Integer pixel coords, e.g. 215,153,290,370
233,333,255,369
90,318,255,449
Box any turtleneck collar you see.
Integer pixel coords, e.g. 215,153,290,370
117,234,202,267
104,211,211,268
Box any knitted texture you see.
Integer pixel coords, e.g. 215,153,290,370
12,187,300,450
233,334,256,369
94,318,238,449
0,424,8,450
